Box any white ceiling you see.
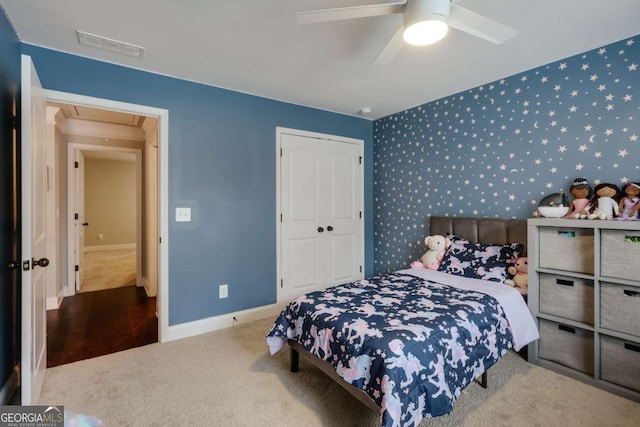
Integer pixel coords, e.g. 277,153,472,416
3,0,640,120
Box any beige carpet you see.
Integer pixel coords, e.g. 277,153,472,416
80,249,136,293
39,318,640,426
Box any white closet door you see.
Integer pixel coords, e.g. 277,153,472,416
280,132,363,302
324,140,362,287
281,134,324,301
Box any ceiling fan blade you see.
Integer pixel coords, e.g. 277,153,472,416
374,24,405,64
295,1,406,25
448,4,517,44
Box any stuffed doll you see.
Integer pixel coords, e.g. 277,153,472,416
504,257,528,295
565,178,592,219
630,199,640,219
588,183,619,219
618,182,640,219
410,235,450,270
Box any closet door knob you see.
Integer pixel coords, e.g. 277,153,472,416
317,227,324,233
327,226,334,231
32,257,50,268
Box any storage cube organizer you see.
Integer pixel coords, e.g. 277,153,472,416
600,334,640,393
538,318,594,375
600,282,640,338
538,227,594,274
601,229,640,281
539,273,594,324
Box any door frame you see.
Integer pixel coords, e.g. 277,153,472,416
275,127,364,304
66,143,143,294
43,89,170,342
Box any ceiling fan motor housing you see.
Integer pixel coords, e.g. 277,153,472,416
404,0,451,45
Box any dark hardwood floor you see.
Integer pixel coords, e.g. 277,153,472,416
47,285,157,367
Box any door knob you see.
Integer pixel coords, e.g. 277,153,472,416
317,227,324,233
32,257,50,268
327,226,334,231
82,222,89,226
7,260,20,270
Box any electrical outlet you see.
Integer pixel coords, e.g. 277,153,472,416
219,284,228,299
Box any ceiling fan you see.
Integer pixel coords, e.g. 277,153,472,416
295,0,517,64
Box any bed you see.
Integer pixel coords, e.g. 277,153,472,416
266,216,539,426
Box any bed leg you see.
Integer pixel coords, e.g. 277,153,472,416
479,371,487,389
290,347,299,373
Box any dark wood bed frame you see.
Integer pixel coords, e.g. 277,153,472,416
287,216,528,414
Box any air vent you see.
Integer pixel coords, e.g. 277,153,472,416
77,30,145,59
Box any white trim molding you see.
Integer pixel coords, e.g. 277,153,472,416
44,88,170,343
57,117,146,141
163,304,282,342
46,296,63,311
84,243,136,252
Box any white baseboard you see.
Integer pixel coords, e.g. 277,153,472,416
46,295,63,311
162,303,283,343
84,243,136,252
0,367,18,405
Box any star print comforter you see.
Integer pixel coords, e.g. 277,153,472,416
266,268,539,427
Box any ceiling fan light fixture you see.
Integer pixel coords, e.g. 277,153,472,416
403,17,448,46
403,0,450,46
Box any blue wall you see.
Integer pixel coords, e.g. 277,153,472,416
0,7,20,396
374,35,640,273
19,45,374,325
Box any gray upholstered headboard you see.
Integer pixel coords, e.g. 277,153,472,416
429,216,527,256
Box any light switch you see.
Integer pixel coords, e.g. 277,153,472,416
175,207,191,222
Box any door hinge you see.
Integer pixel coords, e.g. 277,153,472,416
359,156,362,165
74,213,79,220
280,279,283,288
280,148,283,157
75,265,79,272
74,161,79,168
159,237,162,244
22,260,30,271
359,265,363,273
280,214,283,222
359,211,362,219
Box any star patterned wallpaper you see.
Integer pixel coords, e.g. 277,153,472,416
373,35,640,273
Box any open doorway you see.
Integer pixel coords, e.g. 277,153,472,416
44,102,160,366
77,150,137,293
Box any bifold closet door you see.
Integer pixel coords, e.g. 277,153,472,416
280,133,362,302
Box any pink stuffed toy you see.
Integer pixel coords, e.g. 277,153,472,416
410,235,450,270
